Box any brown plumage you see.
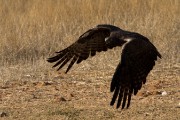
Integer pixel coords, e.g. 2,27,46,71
47,24,161,109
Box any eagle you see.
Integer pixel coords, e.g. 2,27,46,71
47,24,161,109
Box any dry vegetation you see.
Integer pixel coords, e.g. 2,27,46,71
0,0,179,120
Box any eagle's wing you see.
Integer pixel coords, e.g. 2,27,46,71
110,38,161,109
47,25,122,73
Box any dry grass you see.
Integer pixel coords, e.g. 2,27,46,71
0,0,179,66
0,0,180,120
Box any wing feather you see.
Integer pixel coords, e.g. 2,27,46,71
110,38,161,109
122,88,128,109
52,54,68,68
66,55,78,73
57,53,73,71
47,26,122,72
116,87,123,108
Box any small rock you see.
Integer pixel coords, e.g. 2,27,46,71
145,112,151,116
0,111,7,117
59,97,67,102
77,81,86,85
156,91,162,95
24,74,31,77
0,86,9,89
161,91,167,96
176,103,180,108
70,93,74,97
44,81,53,85
32,94,38,99
142,91,152,97
33,81,53,87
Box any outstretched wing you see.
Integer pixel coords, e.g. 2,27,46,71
110,38,161,109
47,25,122,73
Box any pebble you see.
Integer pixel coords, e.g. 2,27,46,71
161,91,167,96
176,102,180,108
59,97,67,102
0,111,7,117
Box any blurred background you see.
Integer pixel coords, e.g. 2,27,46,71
0,0,179,71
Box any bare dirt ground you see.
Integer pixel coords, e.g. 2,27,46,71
0,62,179,120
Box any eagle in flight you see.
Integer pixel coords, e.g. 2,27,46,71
47,24,161,109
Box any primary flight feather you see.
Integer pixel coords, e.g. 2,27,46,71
47,24,161,109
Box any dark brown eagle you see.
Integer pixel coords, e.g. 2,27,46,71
47,24,161,109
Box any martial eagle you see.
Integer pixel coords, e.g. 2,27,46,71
47,24,161,109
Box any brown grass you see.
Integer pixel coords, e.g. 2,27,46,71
0,0,180,120
0,0,179,66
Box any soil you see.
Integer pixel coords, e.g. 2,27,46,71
0,66,179,120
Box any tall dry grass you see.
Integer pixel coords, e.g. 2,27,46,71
0,0,179,70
